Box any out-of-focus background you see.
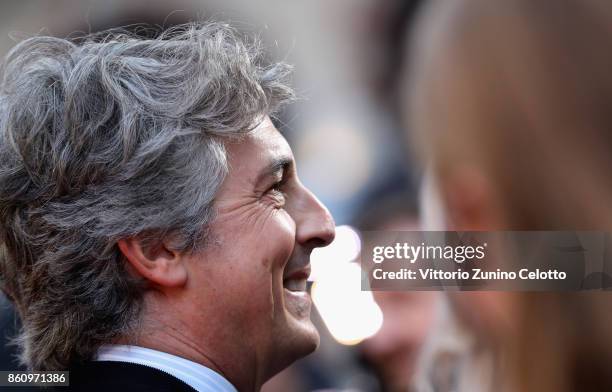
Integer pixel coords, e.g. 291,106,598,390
0,1,432,391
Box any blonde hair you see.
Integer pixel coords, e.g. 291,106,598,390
408,1,612,391
410,0,612,229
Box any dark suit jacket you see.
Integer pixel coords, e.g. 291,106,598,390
46,361,197,392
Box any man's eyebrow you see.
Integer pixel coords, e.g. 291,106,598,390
255,156,293,185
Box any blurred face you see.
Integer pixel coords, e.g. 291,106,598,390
413,7,519,344
185,117,335,387
419,117,518,343
362,292,438,391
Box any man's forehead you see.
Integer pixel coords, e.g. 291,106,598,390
250,118,292,155
225,118,294,176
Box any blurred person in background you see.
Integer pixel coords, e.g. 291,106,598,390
407,0,612,391
0,22,335,392
356,193,440,392
363,290,438,392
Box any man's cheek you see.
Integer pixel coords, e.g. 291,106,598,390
254,218,295,269
276,208,297,237
232,275,277,319
272,212,297,255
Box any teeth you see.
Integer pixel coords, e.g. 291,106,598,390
284,279,307,292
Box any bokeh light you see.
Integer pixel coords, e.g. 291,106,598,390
309,226,382,346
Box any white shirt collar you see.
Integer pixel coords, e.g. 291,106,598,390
96,345,237,392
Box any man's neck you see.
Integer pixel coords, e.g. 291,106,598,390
117,317,261,392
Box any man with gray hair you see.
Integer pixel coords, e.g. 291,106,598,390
0,22,335,392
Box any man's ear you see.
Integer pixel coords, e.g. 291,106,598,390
117,237,188,288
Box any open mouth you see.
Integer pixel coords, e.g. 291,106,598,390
283,277,308,292
283,265,311,292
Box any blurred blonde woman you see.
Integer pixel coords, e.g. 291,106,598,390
407,1,612,391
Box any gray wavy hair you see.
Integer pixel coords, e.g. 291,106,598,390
0,22,294,371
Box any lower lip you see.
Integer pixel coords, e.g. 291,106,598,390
283,288,312,316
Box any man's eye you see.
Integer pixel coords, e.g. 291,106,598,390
267,183,286,207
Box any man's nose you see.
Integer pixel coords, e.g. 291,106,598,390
295,186,336,249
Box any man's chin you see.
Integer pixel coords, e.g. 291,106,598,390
285,311,320,355
267,311,320,378
297,319,320,354
283,288,320,352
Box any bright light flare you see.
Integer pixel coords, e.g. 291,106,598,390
310,225,361,282
311,262,383,346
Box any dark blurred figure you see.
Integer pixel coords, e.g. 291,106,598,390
0,292,21,370
362,291,437,392
356,193,439,392
0,292,38,392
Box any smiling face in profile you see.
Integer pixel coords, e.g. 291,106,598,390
181,117,335,389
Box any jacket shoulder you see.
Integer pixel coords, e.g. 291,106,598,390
46,361,196,392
